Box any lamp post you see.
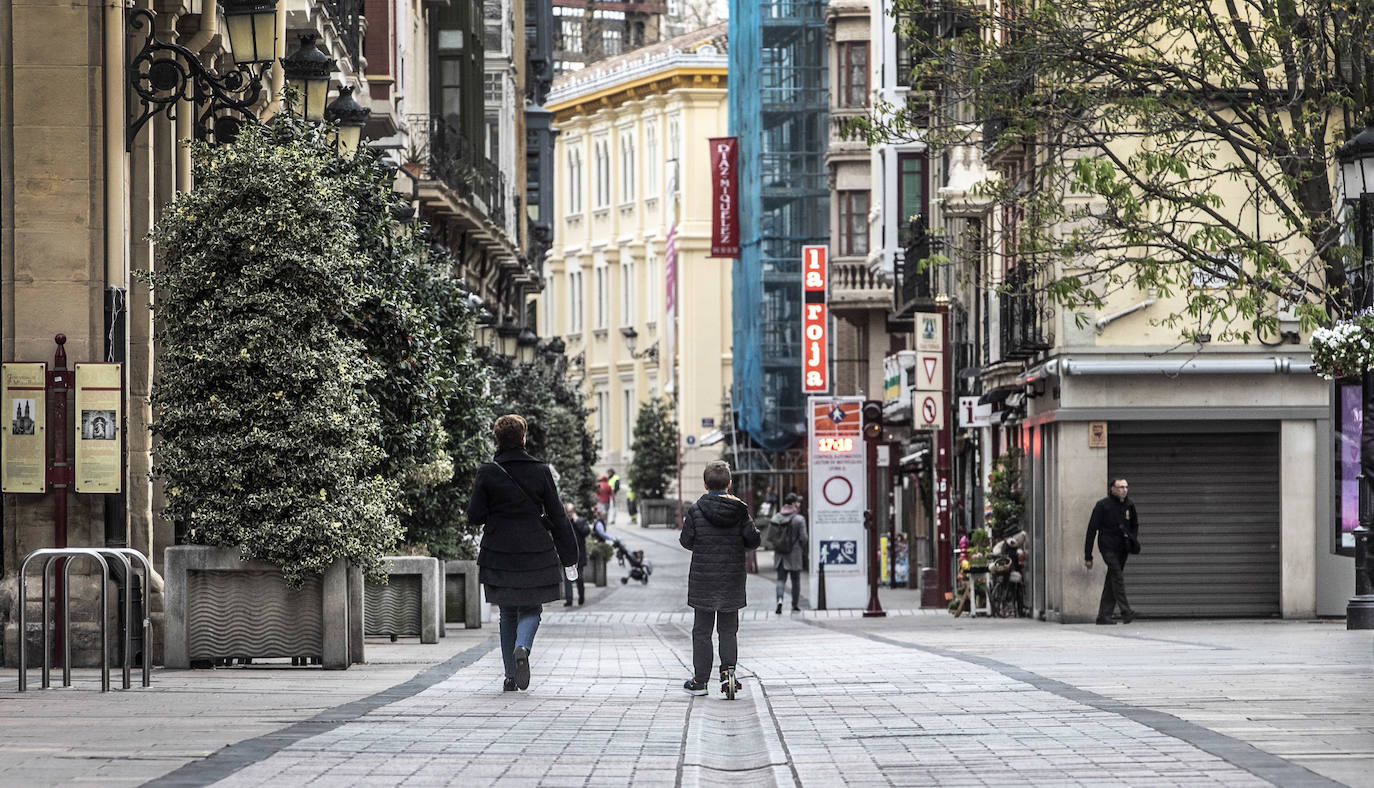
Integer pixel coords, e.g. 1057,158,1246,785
516,328,540,364
281,33,336,122
495,323,521,358
324,86,371,157
1338,126,1374,630
619,326,659,362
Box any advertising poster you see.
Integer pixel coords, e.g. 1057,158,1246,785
1338,381,1359,551
74,363,122,494
2,362,47,493
808,396,867,608
707,137,739,257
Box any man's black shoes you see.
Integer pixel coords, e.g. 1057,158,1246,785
1120,612,1135,624
1095,617,1117,625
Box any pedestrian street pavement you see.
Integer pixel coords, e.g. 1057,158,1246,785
1,523,1372,787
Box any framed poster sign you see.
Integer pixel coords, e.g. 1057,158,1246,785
74,363,122,494
2,363,47,493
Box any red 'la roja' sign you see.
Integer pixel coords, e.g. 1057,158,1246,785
802,245,828,393
708,137,738,258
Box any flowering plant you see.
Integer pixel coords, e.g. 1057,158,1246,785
1310,310,1374,379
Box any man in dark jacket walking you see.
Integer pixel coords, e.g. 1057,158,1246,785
679,460,761,697
1085,477,1139,625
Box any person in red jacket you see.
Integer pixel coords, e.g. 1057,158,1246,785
596,474,613,524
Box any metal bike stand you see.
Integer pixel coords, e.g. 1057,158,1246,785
19,548,111,692
104,548,153,688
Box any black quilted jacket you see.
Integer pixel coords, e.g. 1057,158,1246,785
680,492,761,611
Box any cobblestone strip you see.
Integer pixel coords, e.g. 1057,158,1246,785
143,636,500,788
800,620,1347,788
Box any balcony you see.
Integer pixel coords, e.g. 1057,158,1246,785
892,218,944,318
999,262,1054,360
831,259,890,309
404,114,517,266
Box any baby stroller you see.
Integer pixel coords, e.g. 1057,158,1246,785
612,537,652,585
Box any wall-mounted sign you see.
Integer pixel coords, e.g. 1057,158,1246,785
708,137,739,257
2,363,47,493
802,244,829,393
958,396,992,428
74,363,122,494
915,312,943,352
1088,421,1108,448
808,396,867,608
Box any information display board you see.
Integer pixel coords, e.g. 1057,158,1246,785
74,363,122,494
1,363,47,493
807,396,867,608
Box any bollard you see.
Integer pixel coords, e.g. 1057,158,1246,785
1349,527,1374,629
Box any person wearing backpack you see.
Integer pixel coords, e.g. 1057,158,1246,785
769,493,808,614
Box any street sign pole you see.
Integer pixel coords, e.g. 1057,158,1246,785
863,435,885,617
935,297,953,597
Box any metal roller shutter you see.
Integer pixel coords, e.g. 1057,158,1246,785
1107,426,1281,617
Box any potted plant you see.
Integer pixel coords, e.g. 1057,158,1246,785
629,396,677,527
587,540,614,587
148,119,402,669
1311,310,1374,379
401,137,428,178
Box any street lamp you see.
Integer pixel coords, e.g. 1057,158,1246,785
281,33,336,122
222,0,281,64
1337,125,1374,630
517,328,540,364
620,326,659,361
324,85,371,157
495,323,521,358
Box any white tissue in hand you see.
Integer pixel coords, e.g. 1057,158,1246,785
564,565,579,581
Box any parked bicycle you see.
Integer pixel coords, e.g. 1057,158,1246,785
987,530,1029,618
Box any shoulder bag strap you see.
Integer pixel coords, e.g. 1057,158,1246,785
492,461,547,517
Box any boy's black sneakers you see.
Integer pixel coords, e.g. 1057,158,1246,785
503,678,518,692
683,678,708,696
720,667,741,699
775,602,782,615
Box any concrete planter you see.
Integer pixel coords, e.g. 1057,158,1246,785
640,499,679,528
163,546,358,670
443,560,482,629
589,556,608,587
364,557,442,644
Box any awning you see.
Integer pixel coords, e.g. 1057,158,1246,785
977,387,1015,405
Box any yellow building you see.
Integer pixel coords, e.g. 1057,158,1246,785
544,24,729,501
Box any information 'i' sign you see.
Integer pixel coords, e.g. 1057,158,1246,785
802,245,828,393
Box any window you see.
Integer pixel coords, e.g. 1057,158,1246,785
560,19,583,53
594,139,610,209
620,131,636,203
896,12,937,88
603,27,622,55
595,265,608,329
594,386,609,451
644,251,657,321
839,42,868,108
622,386,634,455
667,119,681,195
568,269,584,333
897,153,927,246
643,122,658,196
567,147,582,215
838,190,869,257
621,259,634,326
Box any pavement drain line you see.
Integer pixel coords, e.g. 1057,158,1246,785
141,635,501,788
802,620,1347,788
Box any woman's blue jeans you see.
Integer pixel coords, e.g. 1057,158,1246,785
498,604,542,678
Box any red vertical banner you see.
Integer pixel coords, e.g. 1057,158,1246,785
708,137,739,258
802,245,828,393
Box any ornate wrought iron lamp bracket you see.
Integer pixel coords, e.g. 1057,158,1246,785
125,8,269,151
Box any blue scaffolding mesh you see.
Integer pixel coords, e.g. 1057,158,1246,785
729,0,830,451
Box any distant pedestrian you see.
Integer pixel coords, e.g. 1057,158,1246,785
768,493,808,614
467,414,580,691
591,504,609,542
607,468,622,524
679,461,760,698
1085,477,1140,625
564,502,590,606
596,474,615,526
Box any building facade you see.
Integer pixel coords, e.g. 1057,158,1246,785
0,0,539,665
544,24,729,492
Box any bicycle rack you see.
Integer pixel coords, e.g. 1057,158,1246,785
17,547,154,692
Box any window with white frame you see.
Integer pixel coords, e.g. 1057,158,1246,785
594,265,608,329
619,130,636,203
644,251,658,321
560,19,583,53
566,146,582,215
620,259,634,326
603,28,622,55
594,139,610,209
667,119,681,196
568,269,584,333
593,385,609,451
643,122,658,197
621,385,634,455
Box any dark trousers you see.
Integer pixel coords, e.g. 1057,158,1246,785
776,568,801,608
691,609,739,683
1098,552,1133,619
564,571,584,604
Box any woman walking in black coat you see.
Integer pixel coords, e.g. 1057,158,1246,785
467,414,579,691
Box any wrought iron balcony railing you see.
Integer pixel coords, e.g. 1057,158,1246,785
324,0,363,68
999,261,1054,360
893,218,943,317
407,115,509,234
